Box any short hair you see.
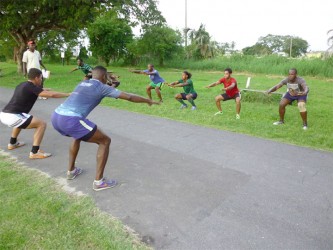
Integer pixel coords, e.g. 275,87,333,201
289,68,297,74
224,68,232,74
28,68,42,80
92,65,107,79
148,64,154,68
183,71,192,79
77,58,83,62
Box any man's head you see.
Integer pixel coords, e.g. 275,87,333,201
77,58,84,66
288,68,298,82
92,66,108,84
27,40,36,51
224,68,232,79
28,68,43,86
147,64,154,71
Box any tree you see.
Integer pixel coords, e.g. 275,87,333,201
0,0,165,73
242,44,272,56
282,35,308,57
246,34,309,57
188,24,218,59
87,11,133,66
136,25,182,66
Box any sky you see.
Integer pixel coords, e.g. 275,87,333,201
156,0,333,51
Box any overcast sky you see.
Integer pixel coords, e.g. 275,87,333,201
156,0,332,51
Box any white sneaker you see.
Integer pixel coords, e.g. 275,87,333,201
180,104,188,109
214,111,223,116
273,121,284,125
191,106,197,110
236,114,240,119
303,125,308,130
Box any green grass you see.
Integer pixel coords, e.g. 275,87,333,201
0,153,149,249
0,62,332,152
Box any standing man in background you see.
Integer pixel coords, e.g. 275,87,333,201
22,39,48,99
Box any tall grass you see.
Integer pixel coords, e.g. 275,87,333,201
166,55,333,78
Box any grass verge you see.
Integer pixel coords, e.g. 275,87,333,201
0,153,149,250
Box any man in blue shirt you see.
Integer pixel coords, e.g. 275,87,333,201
52,66,159,191
130,64,165,102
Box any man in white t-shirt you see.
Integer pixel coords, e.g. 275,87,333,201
22,40,47,98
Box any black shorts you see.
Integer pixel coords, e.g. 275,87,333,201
181,92,198,100
221,93,240,101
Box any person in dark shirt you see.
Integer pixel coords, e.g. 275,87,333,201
0,68,70,159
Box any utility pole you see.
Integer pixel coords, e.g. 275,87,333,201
184,0,190,58
289,36,293,58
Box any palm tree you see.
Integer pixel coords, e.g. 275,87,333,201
188,24,218,59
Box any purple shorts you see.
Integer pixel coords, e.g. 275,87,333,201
51,112,97,141
283,92,307,103
181,92,197,100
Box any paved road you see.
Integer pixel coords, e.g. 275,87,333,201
0,87,332,249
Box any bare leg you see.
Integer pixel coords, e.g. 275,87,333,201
146,85,152,100
278,98,291,122
68,139,81,171
86,128,111,180
155,87,162,101
235,97,241,114
215,95,224,112
300,111,307,125
26,117,47,146
11,127,22,139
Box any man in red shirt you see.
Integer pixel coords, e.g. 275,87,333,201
205,68,241,119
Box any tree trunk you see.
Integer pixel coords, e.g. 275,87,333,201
16,44,27,74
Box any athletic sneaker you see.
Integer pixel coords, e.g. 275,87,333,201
214,111,223,116
180,104,188,109
303,124,308,130
29,150,52,159
67,167,83,180
191,106,197,110
8,141,25,150
236,114,240,119
93,178,118,191
273,121,284,125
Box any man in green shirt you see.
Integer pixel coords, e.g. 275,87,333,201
168,71,198,110
70,58,93,80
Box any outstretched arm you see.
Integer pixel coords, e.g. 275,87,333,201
118,92,160,106
267,82,284,94
205,81,219,88
69,68,78,73
39,90,70,98
130,70,145,75
167,81,180,87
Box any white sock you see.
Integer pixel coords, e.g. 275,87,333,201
94,178,103,185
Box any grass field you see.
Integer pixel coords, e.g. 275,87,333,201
0,153,149,249
0,62,332,151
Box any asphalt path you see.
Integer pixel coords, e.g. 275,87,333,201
0,87,332,249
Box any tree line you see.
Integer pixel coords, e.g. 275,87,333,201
0,0,330,72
